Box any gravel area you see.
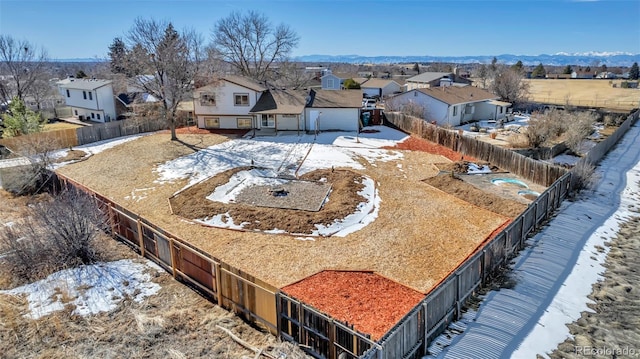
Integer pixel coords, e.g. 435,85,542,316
235,179,331,212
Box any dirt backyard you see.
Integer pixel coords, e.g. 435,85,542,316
50,127,544,340
0,190,310,359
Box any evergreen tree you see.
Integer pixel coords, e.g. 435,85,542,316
630,62,639,80
490,56,498,72
343,78,361,89
511,60,524,72
75,70,87,78
585,66,591,72
2,97,43,138
563,65,573,74
601,64,607,73
108,37,128,75
413,63,420,74
531,63,546,78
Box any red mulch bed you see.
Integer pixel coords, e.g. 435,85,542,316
384,136,477,162
282,271,425,340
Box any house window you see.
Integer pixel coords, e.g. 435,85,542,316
237,118,252,129
282,114,297,118
89,92,93,100
414,91,418,97
452,105,458,116
74,110,78,116
200,93,216,106
83,91,87,100
204,117,220,128
499,107,503,114
91,112,95,119
234,93,249,106
66,89,70,97
97,114,100,120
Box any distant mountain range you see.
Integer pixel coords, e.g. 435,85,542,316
53,52,640,67
292,52,640,67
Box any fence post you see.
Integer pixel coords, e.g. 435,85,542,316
136,219,145,257
107,203,117,236
422,301,429,356
215,262,223,305
168,238,177,278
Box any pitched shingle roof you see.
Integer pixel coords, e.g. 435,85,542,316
405,72,454,83
57,78,112,90
223,75,266,92
416,86,498,105
306,89,362,108
250,89,307,114
360,79,400,89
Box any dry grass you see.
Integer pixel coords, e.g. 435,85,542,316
0,190,311,358
525,79,640,110
42,122,82,132
550,218,640,358
56,132,512,293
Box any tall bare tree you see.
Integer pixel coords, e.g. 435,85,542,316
212,11,299,81
110,18,203,140
0,35,48,105
490,65,529,104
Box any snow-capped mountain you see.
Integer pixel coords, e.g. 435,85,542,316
293,53,640,66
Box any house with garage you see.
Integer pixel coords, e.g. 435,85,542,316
249,89,307,134
388,85,510,127
56,78,117,123
320,71,365,90
304,89,362,132
193,75,266,130
360,78,402,99
404,72,472,91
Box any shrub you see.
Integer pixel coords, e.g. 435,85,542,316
571,160,598,193
564,111,597,155
0,188,108,284
525,110,564,148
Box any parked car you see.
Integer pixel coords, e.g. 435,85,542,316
362,98,376,109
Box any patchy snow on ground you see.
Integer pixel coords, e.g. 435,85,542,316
314,176,380,237
155,126,407,186
207,168,286,204
0,259,162,320
157,127,403,236
50,134,149,169
467,163,492,174
455,115,530,137
513,151,640,358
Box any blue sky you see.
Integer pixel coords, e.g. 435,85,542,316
1,0,638,59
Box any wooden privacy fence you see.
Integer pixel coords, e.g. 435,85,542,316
278,293,380,359
1,118,167,153
364,109,639,358
384,112,567,186
76,117,167,146
57,174,279,335
0,128,78,153
50,109,638,359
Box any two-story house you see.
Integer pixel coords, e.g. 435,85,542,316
193,75,266,129
57,78,117,122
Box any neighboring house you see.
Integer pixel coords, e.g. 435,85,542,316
404,72,472,91
389,86,509,127
571,71,594,79
360,79,402,98
57,78,117,122
193,75,266,130
320,72,363,90
249,89,307,133
304,89,362,132
596,72,618,79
